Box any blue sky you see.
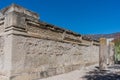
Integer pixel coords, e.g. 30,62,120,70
0,0,120,34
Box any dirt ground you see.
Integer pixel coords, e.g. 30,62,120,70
39,64,120,80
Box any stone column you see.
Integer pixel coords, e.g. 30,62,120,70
99,38,107,70
109,42,115,66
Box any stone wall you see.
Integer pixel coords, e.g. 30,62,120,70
10,35,99,80
0,17,4,33
0,16,5,79
0,4,100,80
0,36,4,72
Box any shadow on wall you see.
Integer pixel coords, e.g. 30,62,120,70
83,68,120,80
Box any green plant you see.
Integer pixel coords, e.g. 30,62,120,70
114,38,120,63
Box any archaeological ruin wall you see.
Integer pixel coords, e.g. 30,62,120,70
0,15,4,75
0,4,99,80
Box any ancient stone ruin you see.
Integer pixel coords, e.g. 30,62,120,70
0,4,114,80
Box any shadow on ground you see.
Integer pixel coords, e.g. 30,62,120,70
83,67,120,80
108,65,120,69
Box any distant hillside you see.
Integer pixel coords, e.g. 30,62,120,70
86,32,120,40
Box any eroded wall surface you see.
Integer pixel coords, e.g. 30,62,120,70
0,36,4,71
0,16,7,80
10,35,99,80
0,4,100,80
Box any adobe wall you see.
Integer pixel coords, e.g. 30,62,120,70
0,4,100,80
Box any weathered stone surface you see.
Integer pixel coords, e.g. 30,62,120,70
10,35,99,80
109,42,115,65
0,4,100,80
99,38,107,70
1,4,39,19
0,37,4,75
0,17,4,33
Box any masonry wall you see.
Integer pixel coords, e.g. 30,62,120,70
0,4,100,80
0,17,4,33
10,34,99,80
0,36,4,71
0,17,4,70
0,16,6,80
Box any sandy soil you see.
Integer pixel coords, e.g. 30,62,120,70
39,64,97,80
39,64,120,80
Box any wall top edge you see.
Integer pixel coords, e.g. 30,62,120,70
0,4,39,19
1,4,99,43
26,18,99,42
